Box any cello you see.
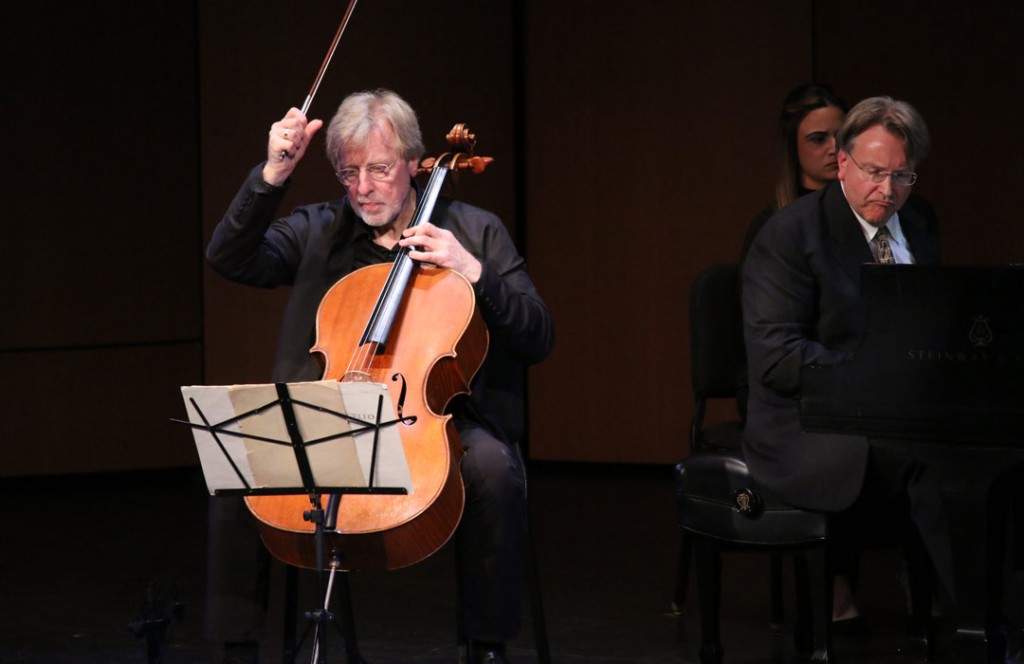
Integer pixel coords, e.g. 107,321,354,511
245,125,494,572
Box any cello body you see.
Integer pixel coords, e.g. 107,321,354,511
245,262,488,571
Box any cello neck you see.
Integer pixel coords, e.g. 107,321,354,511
355,165,452,350
409,163,450,233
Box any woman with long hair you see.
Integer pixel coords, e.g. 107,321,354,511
740,84,848,261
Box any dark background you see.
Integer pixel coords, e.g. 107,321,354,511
3,1,1023,476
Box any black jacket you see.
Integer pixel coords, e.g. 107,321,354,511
740,181,940,511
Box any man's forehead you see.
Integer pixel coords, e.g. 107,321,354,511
848,127,908,155
339,144,401,167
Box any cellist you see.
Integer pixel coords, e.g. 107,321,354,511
204,89,554,664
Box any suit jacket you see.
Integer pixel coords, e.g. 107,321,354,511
741,181,940,511
206,163,554,445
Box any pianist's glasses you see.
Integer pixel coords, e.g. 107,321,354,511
847,153,917,187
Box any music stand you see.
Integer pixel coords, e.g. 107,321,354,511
175,380,412,664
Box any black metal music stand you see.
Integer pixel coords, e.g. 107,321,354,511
175,380,413,664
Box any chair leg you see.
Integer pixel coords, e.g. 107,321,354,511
515,441,552,663
793,554,812,655
454,526,474,664
672,531,692,615
683,540,783,632
793,551,834,661
804,547,834,663
770,553,785,634
693,537,724,664
524,520,552,664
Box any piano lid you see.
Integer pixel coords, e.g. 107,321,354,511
800,264,1024,444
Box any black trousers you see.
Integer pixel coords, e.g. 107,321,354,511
203,422,527,645
828,442,954,600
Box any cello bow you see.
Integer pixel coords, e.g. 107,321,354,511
277,0,360,161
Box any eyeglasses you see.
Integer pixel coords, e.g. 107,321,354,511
336,161,396,187
847,152,917,187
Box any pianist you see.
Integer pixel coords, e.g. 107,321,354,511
740,96,953,620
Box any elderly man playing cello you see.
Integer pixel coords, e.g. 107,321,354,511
204,88,553,664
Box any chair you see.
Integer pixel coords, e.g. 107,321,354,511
673,264,835,662
677,444,832,663
673,264,935,663
672,264,786,632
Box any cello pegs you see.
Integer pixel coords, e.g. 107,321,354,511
465,156,493,173
417,126,492,175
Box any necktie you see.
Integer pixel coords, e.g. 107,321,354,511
872,225,895,264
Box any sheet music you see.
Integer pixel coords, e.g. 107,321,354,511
180,380,413,495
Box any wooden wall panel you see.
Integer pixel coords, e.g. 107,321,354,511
1,2,202,476
523,1,814,463
0,344,202,476
2,2,201,349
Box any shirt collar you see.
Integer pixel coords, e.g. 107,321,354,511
840,181,905,244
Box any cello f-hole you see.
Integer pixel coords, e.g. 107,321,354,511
392,372,408,419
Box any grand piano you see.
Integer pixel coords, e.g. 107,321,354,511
800,264,1024,663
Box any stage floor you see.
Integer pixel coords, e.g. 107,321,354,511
0,462,1002,663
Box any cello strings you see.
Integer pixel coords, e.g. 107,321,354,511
346,341,377,379
340,151,456,381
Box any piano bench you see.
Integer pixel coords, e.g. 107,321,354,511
675,446,833,663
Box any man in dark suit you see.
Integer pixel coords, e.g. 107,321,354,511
741,96,951,624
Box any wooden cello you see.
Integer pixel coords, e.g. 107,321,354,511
245,125,494,571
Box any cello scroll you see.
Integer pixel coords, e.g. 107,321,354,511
418,123,494,175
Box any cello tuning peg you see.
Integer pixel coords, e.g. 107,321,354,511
464,156,493,174
419,156,437,173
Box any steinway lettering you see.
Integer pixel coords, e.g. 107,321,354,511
906,349,1024,365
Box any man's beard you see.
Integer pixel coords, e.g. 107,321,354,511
355,189,412,229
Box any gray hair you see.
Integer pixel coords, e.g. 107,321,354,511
836,96,931,164
325,89,425,171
